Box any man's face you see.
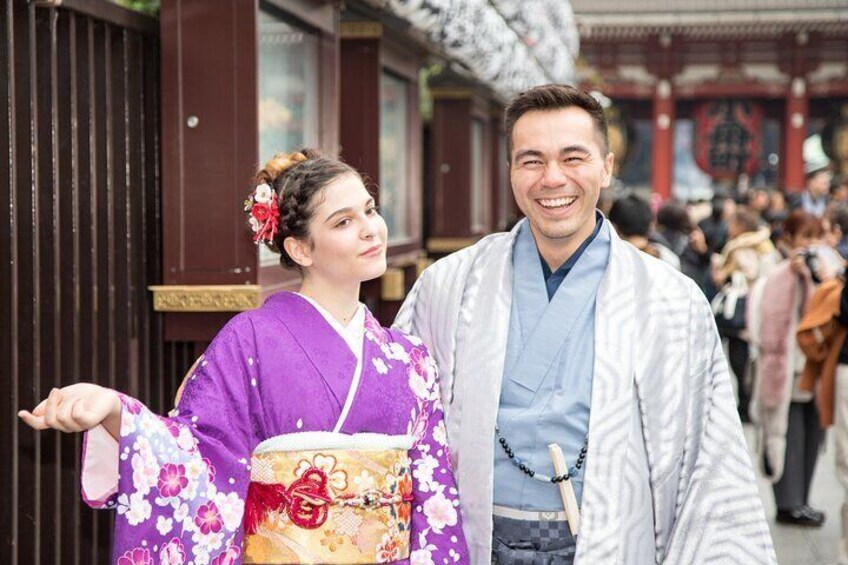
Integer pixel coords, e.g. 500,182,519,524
509,107,613,245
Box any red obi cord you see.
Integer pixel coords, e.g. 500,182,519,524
245,468,332,534
244,466,415,535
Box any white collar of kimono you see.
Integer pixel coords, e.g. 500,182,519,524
295,293,366,432
294,293,365,362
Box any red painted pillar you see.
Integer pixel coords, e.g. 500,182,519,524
651,79,675,202
784,77,808,193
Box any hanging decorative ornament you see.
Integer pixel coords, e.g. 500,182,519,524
694,99,763,180
384,0,579,98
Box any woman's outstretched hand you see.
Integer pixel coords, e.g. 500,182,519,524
18,384,122,439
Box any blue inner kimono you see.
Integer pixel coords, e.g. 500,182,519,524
494,214,612,511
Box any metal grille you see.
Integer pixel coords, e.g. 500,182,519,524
1,1,167,562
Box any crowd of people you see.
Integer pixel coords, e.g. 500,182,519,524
608,166,848,558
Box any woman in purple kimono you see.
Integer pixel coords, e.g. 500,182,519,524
18,150,468,565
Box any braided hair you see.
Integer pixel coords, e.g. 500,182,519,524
252,148,359,269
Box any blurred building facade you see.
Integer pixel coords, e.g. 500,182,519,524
572,0,848,201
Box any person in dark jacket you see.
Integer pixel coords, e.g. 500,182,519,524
608,195,663,260
654,200,711,292
699,192,732,256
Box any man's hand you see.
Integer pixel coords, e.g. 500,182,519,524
18,384,122,439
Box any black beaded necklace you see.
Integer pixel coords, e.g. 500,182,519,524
495,425,588,484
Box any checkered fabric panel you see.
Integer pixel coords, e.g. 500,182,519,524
491,515,577,564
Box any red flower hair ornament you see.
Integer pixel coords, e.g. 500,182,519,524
244,183,280,245
244,151,307,246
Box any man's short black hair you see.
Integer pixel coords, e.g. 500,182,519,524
504,84,609,160
656,201,693,234
608,195,653,237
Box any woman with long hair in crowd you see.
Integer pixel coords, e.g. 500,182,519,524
748,210,841,527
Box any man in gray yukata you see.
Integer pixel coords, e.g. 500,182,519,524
395,84,776,564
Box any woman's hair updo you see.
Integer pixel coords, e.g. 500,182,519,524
251,148,359,269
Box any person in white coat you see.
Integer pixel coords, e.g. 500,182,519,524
394,84,776,564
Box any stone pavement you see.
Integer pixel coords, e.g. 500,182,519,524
744,423,842,564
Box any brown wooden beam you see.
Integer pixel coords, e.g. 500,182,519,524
339,32,381,191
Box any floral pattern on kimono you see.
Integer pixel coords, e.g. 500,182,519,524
80,292,468,565
364,316,464,565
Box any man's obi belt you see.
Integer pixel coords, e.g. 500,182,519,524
243,432,416,564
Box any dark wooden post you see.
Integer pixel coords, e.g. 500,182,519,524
157,0,340,341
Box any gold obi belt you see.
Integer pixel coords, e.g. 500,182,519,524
243,432,416,564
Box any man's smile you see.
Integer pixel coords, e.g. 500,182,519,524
536,196,578,211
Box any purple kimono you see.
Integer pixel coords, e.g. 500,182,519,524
80,292,468,565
